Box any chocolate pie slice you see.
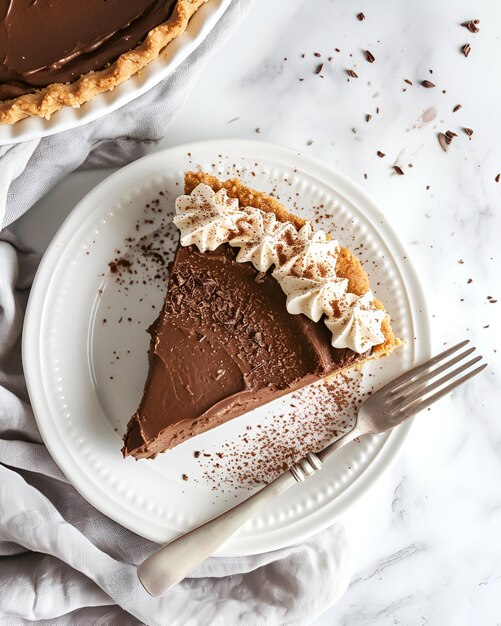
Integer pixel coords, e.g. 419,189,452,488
123,172,401,459
0,0,206,124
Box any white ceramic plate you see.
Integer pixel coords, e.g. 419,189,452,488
23,139,430,556
0,0,231,146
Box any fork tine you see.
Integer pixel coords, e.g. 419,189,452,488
390,346,476,397
395,355,483,408
382,339,470,394
398,362,487,416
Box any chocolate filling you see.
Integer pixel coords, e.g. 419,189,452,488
0,0,177,101
123,243,369,460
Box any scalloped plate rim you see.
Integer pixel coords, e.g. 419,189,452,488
22,139,431,556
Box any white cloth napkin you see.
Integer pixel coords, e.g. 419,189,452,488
0,237,351,624
0,2,352,622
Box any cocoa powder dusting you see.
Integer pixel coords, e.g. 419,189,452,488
194,371,369,490
106,193,177,288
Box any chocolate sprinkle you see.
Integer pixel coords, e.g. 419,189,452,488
453,104,462,112
404,78,413,85
421,80,436,88
377,151,385,158
464,127,474,137
108,258,132,274
496,174,500,183
462,43,471,57
366,114,372,122
461,19,480,33
346,69,358,78
438,132,451,152
393,165,404,175
315,63,324,75
356,12,365,20
364,50,375,63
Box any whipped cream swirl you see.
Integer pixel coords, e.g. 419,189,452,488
272,223,347,322
174,184,246,251
325,291,386,353
174,183,386,353
230,206,298,272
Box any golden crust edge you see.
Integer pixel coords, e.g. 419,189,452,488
184,170,402,358
0,0,207,125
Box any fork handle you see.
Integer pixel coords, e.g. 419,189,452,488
138,431,359,597
137,470,297,596
316,426,360,463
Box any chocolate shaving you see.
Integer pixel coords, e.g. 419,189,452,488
393,165,404,175
314,52,321,58
438,132,451,152
421,80,436,88
461,19,480,33
496,174,500,183
108,258,132,274
404,78,413,85
364,50,375,63
453,104,462,113
366,114,372,122
445,130,457,139
464,127,474,137
377,151,385,158
346,69,358,78
462,43,471,57
315,63,324,75
356,12,365,20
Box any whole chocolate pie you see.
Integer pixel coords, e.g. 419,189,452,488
0,0,206,124
122,172,401,459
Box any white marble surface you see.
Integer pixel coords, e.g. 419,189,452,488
10,0,501,623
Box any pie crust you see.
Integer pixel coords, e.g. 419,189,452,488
184,170,401,361
0,0,207,125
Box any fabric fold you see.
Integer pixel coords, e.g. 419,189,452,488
0,223,351,626
0,2,351,621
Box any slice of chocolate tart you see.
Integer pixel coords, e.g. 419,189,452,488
122,172,400,459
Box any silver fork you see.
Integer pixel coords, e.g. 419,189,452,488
138,340,486,597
